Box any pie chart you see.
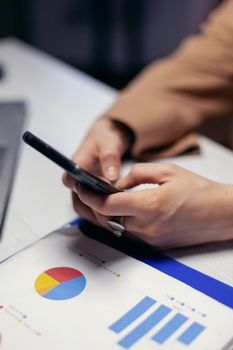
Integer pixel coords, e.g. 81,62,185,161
35,267,86,300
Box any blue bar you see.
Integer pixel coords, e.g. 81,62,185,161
118,305,171,349
109,297,156,333
152,313,188,344
178,322,205,345
77,219,233,309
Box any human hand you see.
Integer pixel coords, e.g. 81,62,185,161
62,119,132,192
73,163,233,249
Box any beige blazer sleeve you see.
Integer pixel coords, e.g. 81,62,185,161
103,0,233,160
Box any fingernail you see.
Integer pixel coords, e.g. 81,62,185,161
106,166,117,181
73,183,80,194
116,178,124,188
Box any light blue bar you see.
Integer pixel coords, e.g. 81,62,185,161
109,296,156,333
178,322,205,345
118,305,171,349
152,313,188,344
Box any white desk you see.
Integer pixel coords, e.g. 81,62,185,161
0,38,233,286
0,38,116,261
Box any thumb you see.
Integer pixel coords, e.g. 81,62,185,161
99,140,123,181
117,163,175,189
100,151,122,182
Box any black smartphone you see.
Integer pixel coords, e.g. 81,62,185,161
22,131,121,194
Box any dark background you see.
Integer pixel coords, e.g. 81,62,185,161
0,0,221,89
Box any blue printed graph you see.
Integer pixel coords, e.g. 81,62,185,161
109,296,205,348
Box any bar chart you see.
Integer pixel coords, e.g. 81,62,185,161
109,296,205,349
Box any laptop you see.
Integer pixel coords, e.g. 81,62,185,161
0,101,26,237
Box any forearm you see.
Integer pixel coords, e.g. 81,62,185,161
103,0,233,159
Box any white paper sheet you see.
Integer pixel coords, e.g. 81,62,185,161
0,226,232,350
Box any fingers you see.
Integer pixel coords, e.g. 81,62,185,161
62,118,128,189
121,216,142,234
73,183,164,244
99,151,121,182
98,140,122,181
62,143,98,189
72,189,141,237
74,183,143,216
93,212,110,230
62,172,74,189
117,163,177,189
71,192,97,224
75,130,123,182
72,146,97,173
64,140,122,187
72,190,157,242
72,192,111,230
